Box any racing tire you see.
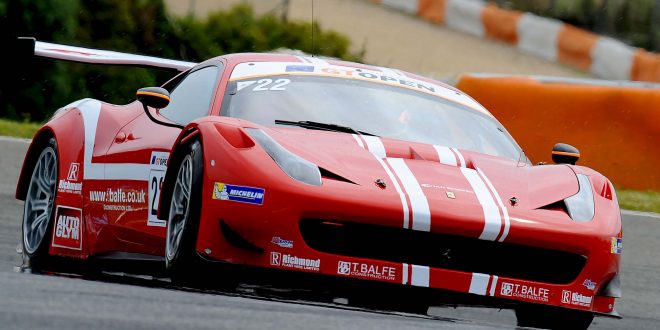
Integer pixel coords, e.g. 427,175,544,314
515,305,594,330
21,138,59,272
166,140,205,286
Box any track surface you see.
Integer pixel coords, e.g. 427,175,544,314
0,137,658,329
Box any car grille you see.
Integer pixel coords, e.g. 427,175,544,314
299,219,586,284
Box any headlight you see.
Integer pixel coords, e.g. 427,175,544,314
246,128,321,186
564,174,595,222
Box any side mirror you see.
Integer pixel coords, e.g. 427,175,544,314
552,143,580,165
136,87,170,109
136,87,182,129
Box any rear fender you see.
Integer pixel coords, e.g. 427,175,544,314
16,107,88,258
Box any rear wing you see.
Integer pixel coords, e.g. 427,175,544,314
19,37,195,72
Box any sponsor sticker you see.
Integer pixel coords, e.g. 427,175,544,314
270,252,320,271
336,261,396,281
51,206,83,250
611,237,622,254
148,151,169,227
58,163,82,194
67,163,80,181
583,279,596,291
271,237,293,248
212,182,265,205
89,188,146,212
285,65,314,72
562,290,593,307
500,282,549,302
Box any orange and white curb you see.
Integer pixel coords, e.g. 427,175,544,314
370,0,660,83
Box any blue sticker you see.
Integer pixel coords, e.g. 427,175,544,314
212,182,265,205
286,65,314,72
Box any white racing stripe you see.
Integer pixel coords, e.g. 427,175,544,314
489,276,499,296
351,134,364,149
402,263,409,285
451,147,466,167
362,135,387,159
353,135,409,229
434,145,457,166
476,167,510,242
461,168,501,241
77,99,151,181
388,158,431,232
469,273,499,296
468,273,490,295
411,265,430,287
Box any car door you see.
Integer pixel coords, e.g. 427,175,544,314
92,64,223,256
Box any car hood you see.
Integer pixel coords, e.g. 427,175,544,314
265,127,579,240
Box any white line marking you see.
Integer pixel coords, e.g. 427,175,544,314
0,136,31,143
621,209,660,219
388,158,431,232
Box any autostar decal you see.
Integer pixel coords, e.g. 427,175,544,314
500,282,549,302
337,261,396,281
271,237,293,248
212,182,265,205
583,279,596,291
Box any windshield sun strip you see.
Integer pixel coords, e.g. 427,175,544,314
228,72,493,117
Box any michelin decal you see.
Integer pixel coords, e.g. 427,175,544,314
212,182,265,205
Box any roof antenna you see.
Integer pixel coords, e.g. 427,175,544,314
311,0,315,56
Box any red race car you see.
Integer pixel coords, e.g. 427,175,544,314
16,39,621,329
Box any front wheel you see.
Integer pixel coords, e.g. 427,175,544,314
515,305,594,329
166,140,204,286
22,138,59,271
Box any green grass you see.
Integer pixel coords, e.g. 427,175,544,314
0,118,658,214
0,118,41,139
617,190,660,214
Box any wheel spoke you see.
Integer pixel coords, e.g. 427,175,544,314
31,211,48,230
30,198,50,213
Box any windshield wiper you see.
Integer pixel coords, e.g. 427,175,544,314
274,120,378,136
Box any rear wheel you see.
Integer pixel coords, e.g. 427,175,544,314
515,305,594,329
22,138,58,271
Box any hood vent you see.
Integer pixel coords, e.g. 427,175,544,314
319,167,357,185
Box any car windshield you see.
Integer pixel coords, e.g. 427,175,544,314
221,75,523,161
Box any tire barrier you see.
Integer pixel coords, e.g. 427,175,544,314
455,74,660,190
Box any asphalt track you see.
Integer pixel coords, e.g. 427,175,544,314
1,137,658,329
